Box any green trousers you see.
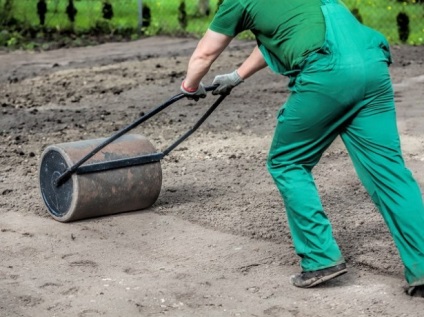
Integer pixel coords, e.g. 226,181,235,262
267,1,424,286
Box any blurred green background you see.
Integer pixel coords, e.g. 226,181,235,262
0,0,423,49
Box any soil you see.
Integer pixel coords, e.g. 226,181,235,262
1,37,424,317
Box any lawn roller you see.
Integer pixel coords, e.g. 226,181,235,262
39,85,226,222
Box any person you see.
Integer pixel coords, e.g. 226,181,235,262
180,0,424,296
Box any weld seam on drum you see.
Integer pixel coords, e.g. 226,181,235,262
39,134,162,222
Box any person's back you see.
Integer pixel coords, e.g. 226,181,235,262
211,0,391,75
210,0,326,73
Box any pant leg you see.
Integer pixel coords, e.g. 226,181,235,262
340,62,424,286
267,87,347,272
267,0,401,274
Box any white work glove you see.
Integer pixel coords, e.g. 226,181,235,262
180,81,207,101
212,70,244,95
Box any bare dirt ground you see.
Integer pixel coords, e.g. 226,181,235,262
1,37,424,317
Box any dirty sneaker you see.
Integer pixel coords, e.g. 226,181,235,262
290,263,347,288
405,285,424,297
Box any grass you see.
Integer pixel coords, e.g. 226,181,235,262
0,0,140,32
0,0,423,45
345,0,424,44
0,0,221,34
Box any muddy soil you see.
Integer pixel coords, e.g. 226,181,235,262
1,37,424,316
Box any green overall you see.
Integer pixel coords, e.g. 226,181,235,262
265,0,424,286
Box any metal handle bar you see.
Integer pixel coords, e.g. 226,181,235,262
55,85,224,186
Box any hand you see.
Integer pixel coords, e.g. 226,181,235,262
180,81,207,101
212,70,244,95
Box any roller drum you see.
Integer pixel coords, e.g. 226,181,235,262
39,134,162,222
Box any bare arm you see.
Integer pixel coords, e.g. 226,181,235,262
210,45,268,95
184,29,233,90
183,31,267,97
236,45,267,80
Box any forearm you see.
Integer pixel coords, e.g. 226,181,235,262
184,47,213,89
210,45,267,95
184,29,233,89
236,46,267,80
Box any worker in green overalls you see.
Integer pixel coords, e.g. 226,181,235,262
180,0,424,296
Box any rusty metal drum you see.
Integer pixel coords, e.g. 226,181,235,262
39,134,162,222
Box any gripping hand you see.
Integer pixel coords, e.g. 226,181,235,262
180,81,207,101
212,70,244,95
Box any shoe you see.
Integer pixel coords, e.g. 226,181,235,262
290,263,347,288
405,285,424,297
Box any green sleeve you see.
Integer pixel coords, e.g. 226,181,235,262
209,0,253,37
